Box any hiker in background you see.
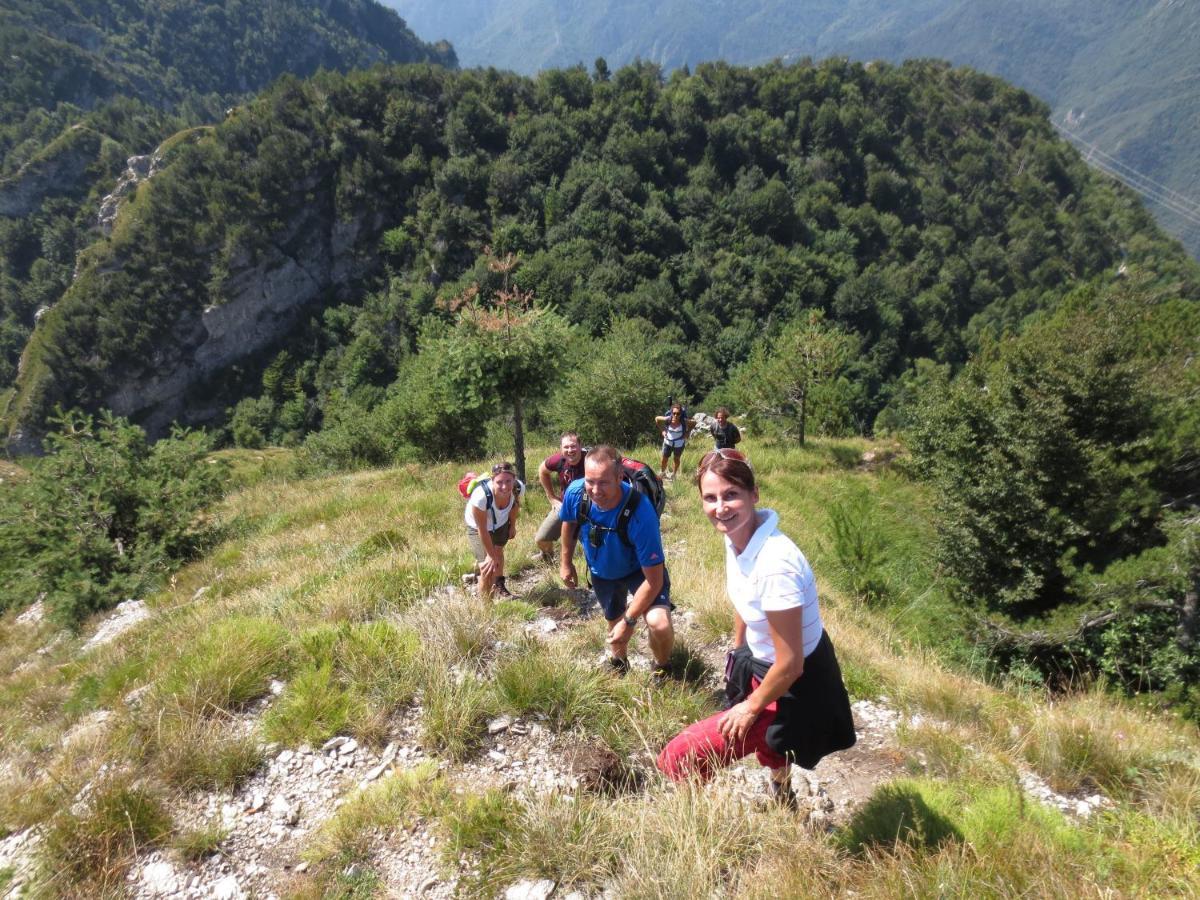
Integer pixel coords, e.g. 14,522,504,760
560,445,675,676
657,449,855,805
655,402,696,481
711,407,742,451
463,462,524,600
533,431,587,563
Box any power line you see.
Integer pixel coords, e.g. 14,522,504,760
1053,120,1200,228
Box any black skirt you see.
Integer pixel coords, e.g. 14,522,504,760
725,631,857,769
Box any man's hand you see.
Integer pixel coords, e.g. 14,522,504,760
608,617,634,649
560,560,578,589
481,553,502,578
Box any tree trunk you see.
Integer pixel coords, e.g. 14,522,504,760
797,385,808,446
513,396,526,484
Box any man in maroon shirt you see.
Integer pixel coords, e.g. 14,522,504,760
534,431,586,561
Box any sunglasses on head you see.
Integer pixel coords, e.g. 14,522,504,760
698,448,751,469
491,462,515,475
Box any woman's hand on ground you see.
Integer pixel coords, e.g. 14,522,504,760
717,700,759,742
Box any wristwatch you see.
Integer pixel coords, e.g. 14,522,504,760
623,614,637,628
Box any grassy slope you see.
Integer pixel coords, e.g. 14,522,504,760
1,439,1197,895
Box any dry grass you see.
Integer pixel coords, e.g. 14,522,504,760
1,440,1197,896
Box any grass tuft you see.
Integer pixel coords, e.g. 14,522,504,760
37,775,172,895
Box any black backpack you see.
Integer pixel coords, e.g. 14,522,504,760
577,457,664,549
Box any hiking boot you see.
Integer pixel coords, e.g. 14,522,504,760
461,572,478,586
651,663,671,683
494,577,516,598
766,775,799,810
529,549,551,563
608,656,630,676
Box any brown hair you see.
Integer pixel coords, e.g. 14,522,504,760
716,406,730,417
695,449,755,492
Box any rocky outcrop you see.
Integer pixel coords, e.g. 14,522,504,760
100,204,384,437
0,127,105,218
97,154,159,236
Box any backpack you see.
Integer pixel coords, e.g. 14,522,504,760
577,457,664,549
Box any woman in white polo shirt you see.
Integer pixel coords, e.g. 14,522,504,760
657,448,855,805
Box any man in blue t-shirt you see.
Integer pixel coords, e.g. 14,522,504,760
560,445,675,675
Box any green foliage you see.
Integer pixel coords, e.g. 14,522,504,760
912,278,1200,707
38,776,172,894
0,409,226,623
545,317,681,448
827,485,890,603
727,310,857,443
10,57,1198,452
912,281,1183,612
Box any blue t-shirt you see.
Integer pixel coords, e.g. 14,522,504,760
560,480,665,579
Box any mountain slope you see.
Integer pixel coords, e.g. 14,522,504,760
0,0,456,393
5,58,1195,453
386,0,1200,258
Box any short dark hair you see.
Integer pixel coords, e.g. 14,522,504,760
560,431,580,443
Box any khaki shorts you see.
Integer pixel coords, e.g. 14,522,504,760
534,502,562,544
466,521,512,563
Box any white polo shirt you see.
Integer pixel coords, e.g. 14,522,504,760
725,509,824,663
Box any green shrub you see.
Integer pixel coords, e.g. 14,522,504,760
0,409,226,623
544,318,682,448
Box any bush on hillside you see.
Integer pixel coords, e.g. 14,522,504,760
911,278,1200,706
544,317,683,449
0,409,227,623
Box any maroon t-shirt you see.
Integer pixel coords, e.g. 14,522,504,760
544,452,585,494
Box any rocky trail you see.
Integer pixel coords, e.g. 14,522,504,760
1,565,1109,899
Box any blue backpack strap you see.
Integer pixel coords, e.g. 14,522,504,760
480,479,497,530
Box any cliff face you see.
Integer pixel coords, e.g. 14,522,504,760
0,128,105,218
100,205,382,438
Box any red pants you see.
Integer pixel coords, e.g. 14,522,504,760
657,694,788,781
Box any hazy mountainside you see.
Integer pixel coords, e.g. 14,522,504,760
0,0,454,396
387,0,1200,258
5,57,1196,454
0,0,455,120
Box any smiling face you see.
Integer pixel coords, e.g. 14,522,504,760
583,455,623,511
699,469,759,551
491,471,516,503
561,434,582,464
716,410,727,426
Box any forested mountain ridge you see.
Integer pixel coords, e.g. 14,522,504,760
0,0,455,402
5,57,1196,453
0,0,455,120
388,0,1200,258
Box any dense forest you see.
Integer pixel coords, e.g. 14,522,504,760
7,57,1197,453
0,0,453,396
390,0,1200,258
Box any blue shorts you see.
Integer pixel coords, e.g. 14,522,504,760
591,568,674,622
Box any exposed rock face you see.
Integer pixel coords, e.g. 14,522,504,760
98,154,158,236
0,127,105,218
101,203,383,437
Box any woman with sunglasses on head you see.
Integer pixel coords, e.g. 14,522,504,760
464,461,523,600
657,449,855,805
